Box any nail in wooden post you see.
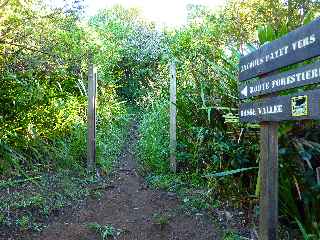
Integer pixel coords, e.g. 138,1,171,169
259,121,279,240
87,53,97,172
170,61,177,173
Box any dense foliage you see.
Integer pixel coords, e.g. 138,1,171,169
1,0,320,238
136,1,320,238
0,0,129,177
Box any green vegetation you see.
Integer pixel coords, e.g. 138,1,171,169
0,171,112,232
1,0,320,238
223,231,247,240
0,0,130,234
135,1,320,238
87,222,123,240
0,0,130,176
152,212,171,229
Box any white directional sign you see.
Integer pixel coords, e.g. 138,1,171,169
239,17,320,81
240,89,320,123
239,61,320,99
240,86,248,97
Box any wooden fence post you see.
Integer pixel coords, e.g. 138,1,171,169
87,53,97,172
170,61,177,173
259,122,279,240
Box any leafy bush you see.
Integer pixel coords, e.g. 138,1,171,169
0,1,129,178
137,100,170,174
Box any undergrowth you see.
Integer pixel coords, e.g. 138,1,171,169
0,171,106,234
0,108,131,235
87,222,123,240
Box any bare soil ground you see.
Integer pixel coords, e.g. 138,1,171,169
22,123,220,240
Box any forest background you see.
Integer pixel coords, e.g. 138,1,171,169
1,0,320,238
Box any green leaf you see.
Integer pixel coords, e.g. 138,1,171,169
295,218,311,240
255,167,261,197
257,25,276,45
203,167,258,178
303,11,320,25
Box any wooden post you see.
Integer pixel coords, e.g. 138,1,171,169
87,53,97,172
259,122,279,240
237,17,320,240
170,61,177,173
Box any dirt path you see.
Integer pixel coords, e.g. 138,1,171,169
31,123,219,240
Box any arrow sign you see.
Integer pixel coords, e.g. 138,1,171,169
239,61,320,99
240,86,248,97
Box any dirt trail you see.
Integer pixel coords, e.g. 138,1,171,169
32,123,219,240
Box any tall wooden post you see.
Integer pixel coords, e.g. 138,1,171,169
87,53,97,172
238,17,320,240
259,122,279,240
170,61,177,173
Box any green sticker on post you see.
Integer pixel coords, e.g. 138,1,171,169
291,95,308,117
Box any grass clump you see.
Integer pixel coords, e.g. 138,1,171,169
152,212,171,230
87,222,123,239
0,171,111,233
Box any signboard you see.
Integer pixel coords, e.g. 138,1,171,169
239,61,320,99
239,89,320,123
237,15,320,240
239,17,320,81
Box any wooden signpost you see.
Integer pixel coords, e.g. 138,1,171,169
238,17,320,239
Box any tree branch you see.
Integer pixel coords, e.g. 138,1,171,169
0,0,9,9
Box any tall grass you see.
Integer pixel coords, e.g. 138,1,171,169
137,100,170,174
